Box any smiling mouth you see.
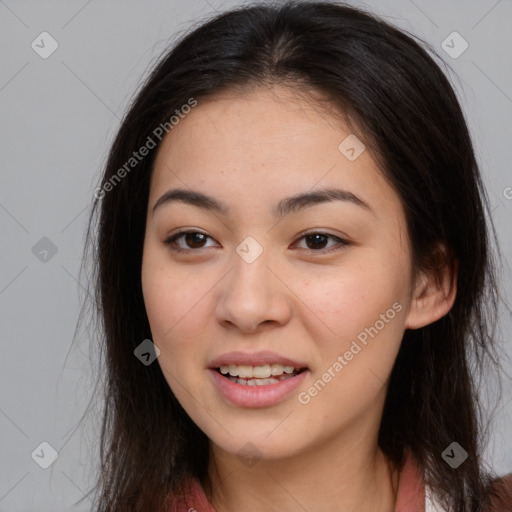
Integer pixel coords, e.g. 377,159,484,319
216,364,307,386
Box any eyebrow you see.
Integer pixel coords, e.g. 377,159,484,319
152,187,373,218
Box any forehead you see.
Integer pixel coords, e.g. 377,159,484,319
154,85,351,170
149,85,402,219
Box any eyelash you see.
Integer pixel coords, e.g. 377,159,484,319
163,229,350,254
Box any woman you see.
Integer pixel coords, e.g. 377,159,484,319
82,1,512,510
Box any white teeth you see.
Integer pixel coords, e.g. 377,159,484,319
225,371,299,385
271,364,284,376
238,365,253,378
219,363,299,378
253,365,271,378
228,376,285,385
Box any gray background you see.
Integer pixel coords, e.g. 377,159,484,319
1,0,511,510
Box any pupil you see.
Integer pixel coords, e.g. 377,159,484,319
186,233,206,248
306,234,327,250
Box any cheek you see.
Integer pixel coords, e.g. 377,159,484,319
141,257,216,394
299,260,408,344
141,263,212,407
294,273,406,432
142,255,210,339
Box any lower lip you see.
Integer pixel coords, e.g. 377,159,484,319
209,369,309,408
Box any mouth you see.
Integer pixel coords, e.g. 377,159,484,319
208,351,310,407
216,364,308,386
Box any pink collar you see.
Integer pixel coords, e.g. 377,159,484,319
173,451,425,511
394,452,425,511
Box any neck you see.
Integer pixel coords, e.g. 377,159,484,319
206,428,399,512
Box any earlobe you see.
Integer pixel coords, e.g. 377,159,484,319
405,250,458,330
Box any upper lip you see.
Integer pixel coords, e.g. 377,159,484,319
209,351,308,369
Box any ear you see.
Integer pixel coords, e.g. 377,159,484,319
405,245,458,330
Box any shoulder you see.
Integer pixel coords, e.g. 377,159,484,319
484,472,512,511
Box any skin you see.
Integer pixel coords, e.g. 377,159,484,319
141,84,456,512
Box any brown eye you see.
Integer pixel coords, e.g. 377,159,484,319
304,234,329,250
182,232,208,249
295,232,350,253
164,230,217,252
164,230,349,254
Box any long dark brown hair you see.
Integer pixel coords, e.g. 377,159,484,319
76,1,507,510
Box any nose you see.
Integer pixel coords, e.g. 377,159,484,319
215,250,292,334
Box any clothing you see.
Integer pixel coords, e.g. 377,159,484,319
170,453,512,511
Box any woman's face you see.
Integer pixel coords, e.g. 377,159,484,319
141,85,418,461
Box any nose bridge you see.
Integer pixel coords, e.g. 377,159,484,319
230,238,273,309
215,236,290,331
